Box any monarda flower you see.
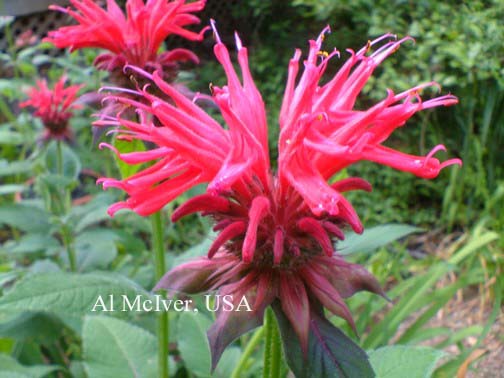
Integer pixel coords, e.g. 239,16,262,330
20,76,82,142
44,0,207,85
98,23,461,376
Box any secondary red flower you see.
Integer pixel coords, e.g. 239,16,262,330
98,23,461,367
45,0,207,82
20,76,82,142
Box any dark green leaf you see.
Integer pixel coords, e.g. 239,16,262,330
0,312,64,343
274,304,374,378
0,354,59,378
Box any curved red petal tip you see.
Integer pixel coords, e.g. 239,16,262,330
123,64,153,81
440,158,463,169
297,217,334,257
172,194,230,222
107,202,129,217
242,196,270,263
234,32,243,50
316,25,331,44
207,221,246,259
209,19,221,44
100,179,124,190
292,48,302,61
331,177,372,193
322,221,345,240
425,144,446,162
98,142,115,152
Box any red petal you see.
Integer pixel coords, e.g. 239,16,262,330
273,228,285,264
322,221,345,240
208,221,246,258
300,267,356,334
279,275,310,353
242,196,270,263
331,177,372,193
297,217,334,257
171,194,230,222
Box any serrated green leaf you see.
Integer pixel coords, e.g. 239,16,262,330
177,312,212,377
0,312,64,343
72,193,115,233
0,204,51,233
0,272,151,316
1,233,60,255
368,346,445,378
45,141,81,180
82,316,157,378
74,229,118,272
338,224,422,255
28,260,61,274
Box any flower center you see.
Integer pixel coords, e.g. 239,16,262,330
172,174,347,269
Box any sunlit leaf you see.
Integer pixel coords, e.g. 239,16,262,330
82,316,158,378
368,346,445,378
0,272,151,316
338,224,422,255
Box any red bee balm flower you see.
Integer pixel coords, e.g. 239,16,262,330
20,77,82,142
45,0,207,81
98,24,461,373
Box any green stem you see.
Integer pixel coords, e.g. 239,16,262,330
270,317,281,378
55,141,76,272
151,212,169,378
62,226,77,272
56,141,64,177
231,327,265,378
263,307,282,378
56,141,72,213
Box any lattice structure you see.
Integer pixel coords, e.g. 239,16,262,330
0,10,67,52
0,0,254,59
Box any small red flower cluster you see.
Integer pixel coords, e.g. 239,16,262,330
45,0,207,82
20,77,82,142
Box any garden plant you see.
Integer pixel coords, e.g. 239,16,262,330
0,0,502,377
